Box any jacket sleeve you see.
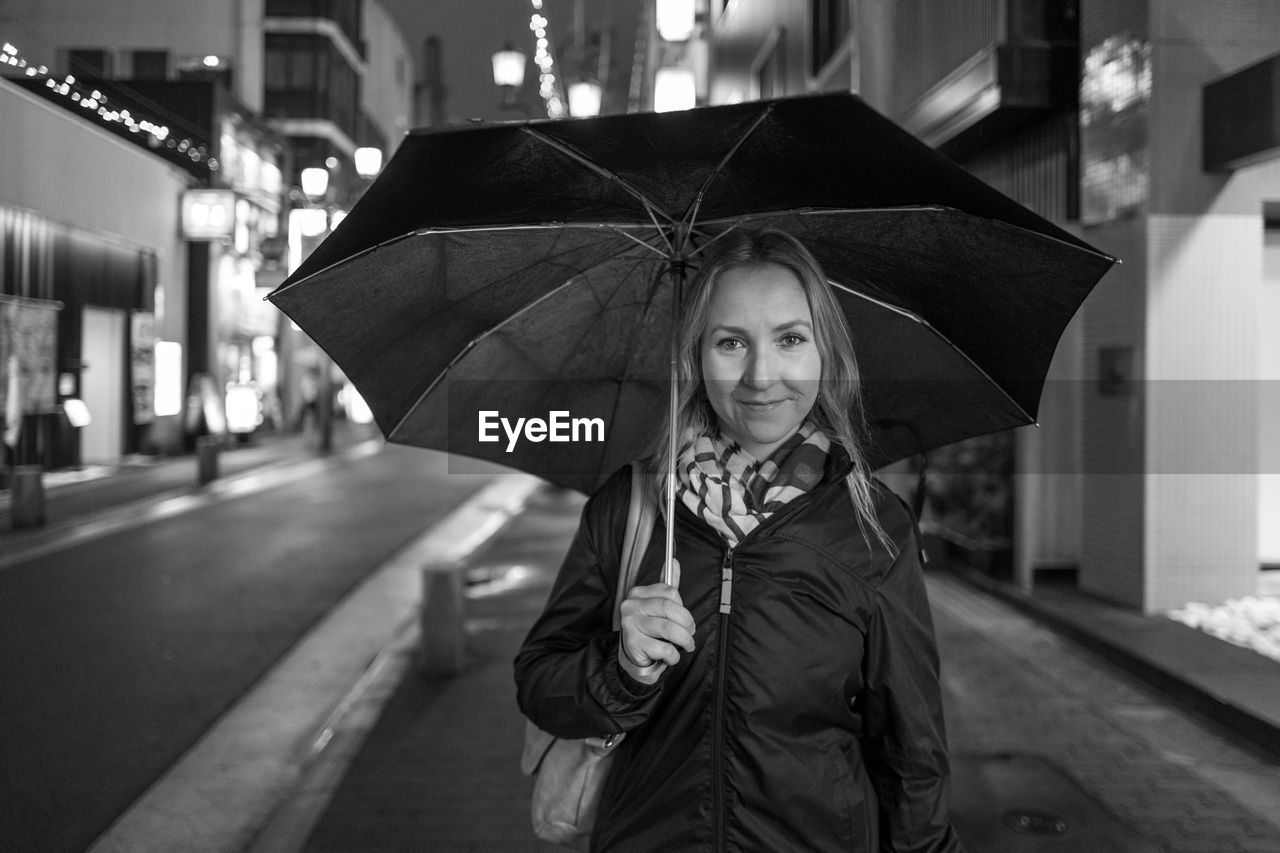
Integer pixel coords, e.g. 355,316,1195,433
513,471,665,740
861,529,966,853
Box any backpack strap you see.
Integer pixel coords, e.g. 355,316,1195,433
612,461,657,630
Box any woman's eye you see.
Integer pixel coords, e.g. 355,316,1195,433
715,337,744,351
780,333,808,347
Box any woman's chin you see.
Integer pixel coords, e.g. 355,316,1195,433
725,424,801,460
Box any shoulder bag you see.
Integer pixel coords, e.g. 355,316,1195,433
520,461,657,849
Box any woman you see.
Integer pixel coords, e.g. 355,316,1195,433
514,230,964,852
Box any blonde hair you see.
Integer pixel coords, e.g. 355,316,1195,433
647,229,893,554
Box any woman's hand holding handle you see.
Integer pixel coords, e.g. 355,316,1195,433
618,558,695,685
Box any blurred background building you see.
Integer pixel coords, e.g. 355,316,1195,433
0,0,412,466
665,0,1280,614
2,0,1278,614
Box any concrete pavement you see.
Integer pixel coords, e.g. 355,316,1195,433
264,487,583,853
931,571,1280,853
275,503,1280,853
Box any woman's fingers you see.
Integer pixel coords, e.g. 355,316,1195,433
621,594,695,640
628,580,681,604
619,587,697,672
617,558,696,678
631,612,696,654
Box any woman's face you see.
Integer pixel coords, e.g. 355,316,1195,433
700,262,821,461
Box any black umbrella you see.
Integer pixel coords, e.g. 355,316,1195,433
268,93,1115,577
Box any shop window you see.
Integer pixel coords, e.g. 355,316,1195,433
278,48,318,88
810,0,850,77
265,36,325,117
266,35,358,138
265,0,361,50
131,50,169,80
754,29,785,100
328,57,357,138
758,52,782,99
67,48,112,77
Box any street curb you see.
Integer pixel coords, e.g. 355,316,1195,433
243,620,424,853
945,562,1280,763
85,472,547,853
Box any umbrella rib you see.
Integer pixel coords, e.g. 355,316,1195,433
407,224,663,316
269,222,660,296
827,279,1037,423
700,206,1118,265
387,238,659,440
409,222,656,236
684,103,776,229
407,220,674,254
607,224,670,257
520,127,677,230
589,254,670,477
604,254,667,393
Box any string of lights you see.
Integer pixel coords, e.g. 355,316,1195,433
0,40,218,171
527,0,566,118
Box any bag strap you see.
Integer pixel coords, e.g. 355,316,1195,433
846,472,927,565
612,461,657,630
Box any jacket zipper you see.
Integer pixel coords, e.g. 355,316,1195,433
712,547,733,851
702,483,835,848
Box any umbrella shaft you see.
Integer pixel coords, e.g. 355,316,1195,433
663,263,684,587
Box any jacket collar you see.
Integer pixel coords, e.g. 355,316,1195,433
820,439,858,486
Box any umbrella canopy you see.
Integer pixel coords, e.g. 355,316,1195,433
269,93,1115,494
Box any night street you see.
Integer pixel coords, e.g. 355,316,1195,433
0,444,1277,851
5,1,1280,851
0,441,508,852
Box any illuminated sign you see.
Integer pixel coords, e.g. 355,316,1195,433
181,189,236,240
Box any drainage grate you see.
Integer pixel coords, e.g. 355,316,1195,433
951,753,1158,852
1002,809,1069,835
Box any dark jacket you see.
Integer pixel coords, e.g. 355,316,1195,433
514,453,964,852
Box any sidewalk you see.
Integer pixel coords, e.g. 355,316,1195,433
259,516,1280,851
948,560,1280,761
252,485,582,853
0,420,378,538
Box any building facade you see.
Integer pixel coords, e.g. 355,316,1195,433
658,0,1280,613
2,0,413,466
0,78,192,465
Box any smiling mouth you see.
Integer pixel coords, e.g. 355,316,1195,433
736,399,789,410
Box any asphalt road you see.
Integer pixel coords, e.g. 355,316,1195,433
0,444,494,853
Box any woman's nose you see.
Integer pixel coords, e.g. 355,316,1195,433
741,349,776,388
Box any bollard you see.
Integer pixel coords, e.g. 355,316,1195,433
10,465,46,529
196,435,220,485
419,563,467,676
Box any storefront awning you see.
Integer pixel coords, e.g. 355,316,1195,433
1204,52,1280,172
897,43,1078,161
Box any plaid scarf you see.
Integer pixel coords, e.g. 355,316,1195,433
676,422,830,547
